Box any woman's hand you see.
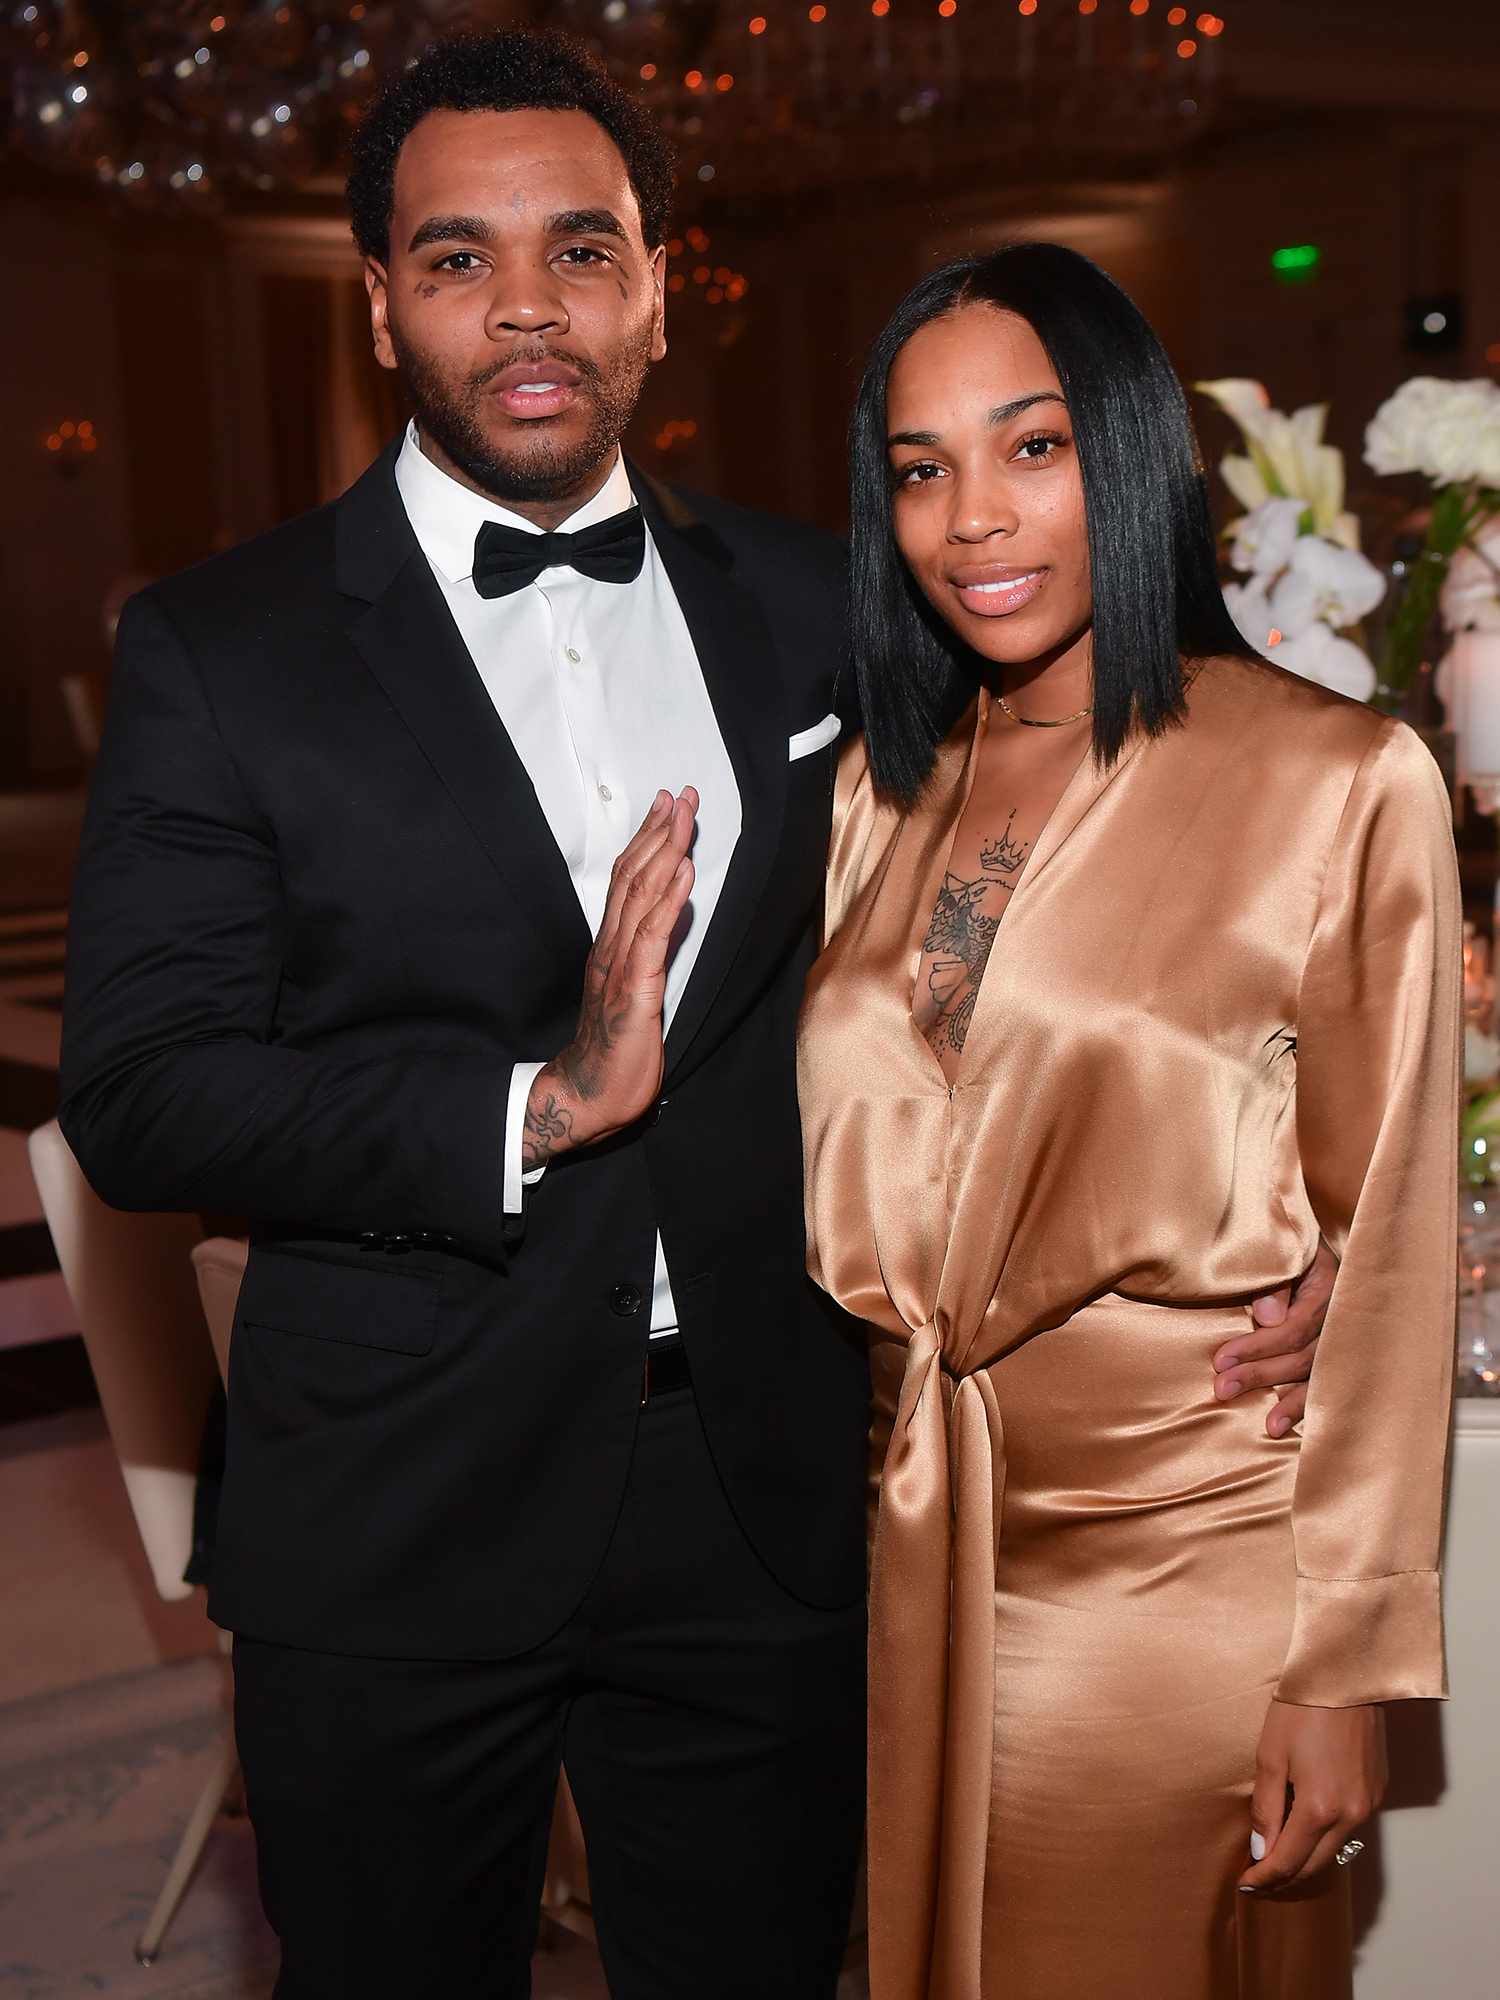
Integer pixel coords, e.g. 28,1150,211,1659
1213,1238,1340,1438
1239,1698,1386,1893
522,788,697,1169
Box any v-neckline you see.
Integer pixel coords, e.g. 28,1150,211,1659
905,690,1136,1093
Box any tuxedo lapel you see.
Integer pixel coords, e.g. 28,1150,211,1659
336,446,592,970
634,474,790,1078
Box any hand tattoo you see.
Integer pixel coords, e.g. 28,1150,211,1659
919,813,1031,1059
522,1092,574,1172
557,944,631,1102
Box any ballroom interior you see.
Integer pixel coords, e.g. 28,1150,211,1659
2,2,1498,1995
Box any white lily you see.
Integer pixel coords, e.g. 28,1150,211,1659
1222,578,1277,654
1195,378,1272,441
1230,498,1305,579
1270,620,1378,701
1197,380,1358,543
1269,535,1386,637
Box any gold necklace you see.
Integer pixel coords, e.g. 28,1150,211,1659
996,692,1093,729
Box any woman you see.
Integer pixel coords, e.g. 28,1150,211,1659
798,243,1458,1999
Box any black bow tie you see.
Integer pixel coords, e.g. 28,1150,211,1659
471,508,647,599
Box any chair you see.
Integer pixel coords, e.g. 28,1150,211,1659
27,1121,239,1967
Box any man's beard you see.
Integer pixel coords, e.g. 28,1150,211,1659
389,325,654,508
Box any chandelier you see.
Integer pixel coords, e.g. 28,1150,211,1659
3,0,1232,210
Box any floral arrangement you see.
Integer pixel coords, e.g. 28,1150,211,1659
1363,376,1500,698
1195,379,1385,701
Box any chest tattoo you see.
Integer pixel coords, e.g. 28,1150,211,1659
919,811,1031,1057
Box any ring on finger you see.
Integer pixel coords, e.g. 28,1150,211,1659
1334,1839,1365,1868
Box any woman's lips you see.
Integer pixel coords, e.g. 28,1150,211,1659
950,567,1050,617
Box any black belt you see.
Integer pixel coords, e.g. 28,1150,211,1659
641,1333,692,1404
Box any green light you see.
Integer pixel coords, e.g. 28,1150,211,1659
1270,243,1321,276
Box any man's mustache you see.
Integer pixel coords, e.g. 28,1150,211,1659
470,346,602,390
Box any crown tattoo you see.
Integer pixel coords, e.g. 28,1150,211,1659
980,811,1029,877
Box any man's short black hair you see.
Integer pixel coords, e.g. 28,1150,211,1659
346,28,675,262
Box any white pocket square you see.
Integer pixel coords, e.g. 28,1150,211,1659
788,713,841,762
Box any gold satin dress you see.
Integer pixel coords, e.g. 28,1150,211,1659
797,656,1459,2000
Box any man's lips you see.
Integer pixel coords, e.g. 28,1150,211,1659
948,565,1051,617
485,358,585,422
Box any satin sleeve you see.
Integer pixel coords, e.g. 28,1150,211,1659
1277,719,1460,1707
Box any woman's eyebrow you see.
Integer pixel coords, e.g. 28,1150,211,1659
888,390,1067,450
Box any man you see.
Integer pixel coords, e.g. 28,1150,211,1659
60,28,1330,1998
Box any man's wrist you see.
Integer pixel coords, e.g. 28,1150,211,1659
522,1060,586,1169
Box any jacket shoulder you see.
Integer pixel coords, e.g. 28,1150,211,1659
664,483,847,592
143,494,343,642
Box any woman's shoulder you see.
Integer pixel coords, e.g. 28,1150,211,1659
1184,652,1449,828
1186,651,1393,767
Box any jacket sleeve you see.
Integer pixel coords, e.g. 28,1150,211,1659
59,591,522,1261
1277,719,1460,1706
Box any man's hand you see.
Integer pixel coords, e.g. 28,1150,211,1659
522,788,697,1170
1213,1239,1339,1439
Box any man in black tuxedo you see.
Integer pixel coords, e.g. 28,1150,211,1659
60,27,1331,2000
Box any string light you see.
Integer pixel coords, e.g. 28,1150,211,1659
640,61,657,79
1130,0,1150,14
749,14,767,30
1079,0,1097,13
1018,0,1038,16
1167,5,1186,20
1176,37,1197,56
872,0,890,13
938,1,957,16
809,5,827,21
716,72,735,90
684,68,704,87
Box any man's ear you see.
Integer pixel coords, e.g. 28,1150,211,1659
365,257,397,372
649,243,668,363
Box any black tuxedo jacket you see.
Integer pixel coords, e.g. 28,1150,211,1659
60,442,870,1657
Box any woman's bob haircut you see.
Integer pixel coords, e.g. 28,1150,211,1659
849,241,1252,805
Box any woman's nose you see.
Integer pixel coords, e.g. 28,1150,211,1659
946,478,1019,544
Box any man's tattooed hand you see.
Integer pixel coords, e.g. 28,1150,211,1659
521,1090,574,1173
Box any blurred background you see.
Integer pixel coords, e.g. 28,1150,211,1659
2,5,1498,1997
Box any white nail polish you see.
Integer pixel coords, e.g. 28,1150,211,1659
1249,1832,1267,1862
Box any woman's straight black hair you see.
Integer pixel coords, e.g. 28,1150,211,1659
849,241,1253,806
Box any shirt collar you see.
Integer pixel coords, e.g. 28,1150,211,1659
393,420,637,586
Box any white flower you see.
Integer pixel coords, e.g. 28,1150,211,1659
1442,522,1500,633
1270,620,1379,701
1222,578,1277,653
1195,378,1272,442
1230,498,1305,579
1269,535,1386,636
1365,376,1500,486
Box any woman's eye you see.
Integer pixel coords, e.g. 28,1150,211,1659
894,460,945,488
1014,431,1068,464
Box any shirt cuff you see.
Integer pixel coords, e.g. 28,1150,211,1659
504,1061,550,1215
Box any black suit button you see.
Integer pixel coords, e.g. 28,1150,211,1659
384,1232,412,1255
609,1283,643,1317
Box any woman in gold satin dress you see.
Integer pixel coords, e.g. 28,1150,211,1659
798,244,1459,1999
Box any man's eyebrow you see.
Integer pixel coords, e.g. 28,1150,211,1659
546,207,628,241
407,214,494,254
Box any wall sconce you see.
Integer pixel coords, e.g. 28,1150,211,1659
45,420,99,475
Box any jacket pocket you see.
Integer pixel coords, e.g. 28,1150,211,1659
236,1245,440,1357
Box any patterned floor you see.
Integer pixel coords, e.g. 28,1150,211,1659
0,908,75,1368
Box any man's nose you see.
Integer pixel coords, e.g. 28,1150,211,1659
485,273,570,341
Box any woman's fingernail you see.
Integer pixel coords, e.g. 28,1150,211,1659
1250,1832,1267,1862
1268,1415,1289,1437
1218,1377,1241,1399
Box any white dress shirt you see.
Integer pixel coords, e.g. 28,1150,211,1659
394,423,741,1335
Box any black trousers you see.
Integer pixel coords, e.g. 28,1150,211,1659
232,1379,867,1999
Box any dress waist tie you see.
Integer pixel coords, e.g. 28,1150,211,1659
867,1321,1007,2000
